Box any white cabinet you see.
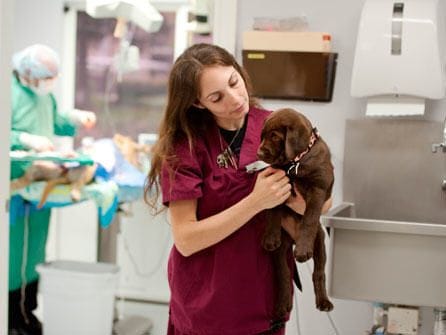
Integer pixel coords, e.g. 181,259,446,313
116,200,172,303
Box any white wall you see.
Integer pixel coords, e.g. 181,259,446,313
12,0,65,49
12,0,67,99
236,1,445,334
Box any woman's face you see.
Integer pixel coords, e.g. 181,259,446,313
196,65,249,130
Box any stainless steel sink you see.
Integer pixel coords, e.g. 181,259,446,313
322,202,446,307
322,119,446,307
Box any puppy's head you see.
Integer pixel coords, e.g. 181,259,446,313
257,108,313,166
113,133,151,170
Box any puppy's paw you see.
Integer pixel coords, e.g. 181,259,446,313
70,189,81,202
316,298,333,312
262,233,281,251
293,244,313,262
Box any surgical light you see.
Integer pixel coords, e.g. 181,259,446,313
86,0,164,33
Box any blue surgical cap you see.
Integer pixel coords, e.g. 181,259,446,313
12,44,60,80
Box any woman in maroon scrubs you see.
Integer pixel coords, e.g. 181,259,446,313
147,43,313,335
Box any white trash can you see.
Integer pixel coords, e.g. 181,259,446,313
36,260,119,335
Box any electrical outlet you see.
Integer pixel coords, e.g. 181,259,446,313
387,307,418,335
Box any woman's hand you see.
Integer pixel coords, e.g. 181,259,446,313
70,109,97,128
285,188,306,215
248,167,291,212
285,186,333,215
19,133,54,152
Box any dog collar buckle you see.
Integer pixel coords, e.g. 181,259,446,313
286,161,300,178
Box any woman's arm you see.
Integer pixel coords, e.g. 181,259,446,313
285,191,333,215
169,167,291,257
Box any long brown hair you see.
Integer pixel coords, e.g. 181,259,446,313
144,43,258,210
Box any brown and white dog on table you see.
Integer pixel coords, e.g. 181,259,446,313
10,134,151,208
257,108,334,318
10,155,97,209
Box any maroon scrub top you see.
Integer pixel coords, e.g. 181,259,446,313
161,107,293,334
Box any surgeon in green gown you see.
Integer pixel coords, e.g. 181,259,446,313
9,44,96,335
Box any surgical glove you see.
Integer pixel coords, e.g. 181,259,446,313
70,109,96,129
19,133,54,152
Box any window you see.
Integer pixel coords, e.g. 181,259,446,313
73,10,177,142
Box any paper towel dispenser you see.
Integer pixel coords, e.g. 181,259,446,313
242,31,338,102
351,0,446,100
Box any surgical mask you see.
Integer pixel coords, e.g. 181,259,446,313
30,77,57,96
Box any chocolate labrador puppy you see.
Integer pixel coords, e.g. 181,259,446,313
257,108,334,318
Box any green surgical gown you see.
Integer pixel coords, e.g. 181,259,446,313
9,74,77,290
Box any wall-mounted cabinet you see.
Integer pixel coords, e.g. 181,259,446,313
242,31,338,102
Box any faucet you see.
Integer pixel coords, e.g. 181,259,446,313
432,142,446,153
432,116,446,153
432,117,446,191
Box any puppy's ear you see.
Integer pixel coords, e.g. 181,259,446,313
285,127,299,160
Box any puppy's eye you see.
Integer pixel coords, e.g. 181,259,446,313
270,132,282,142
